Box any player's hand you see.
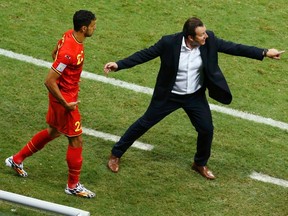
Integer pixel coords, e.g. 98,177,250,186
104,62,118,76
65,101,80,111
266,49,285,60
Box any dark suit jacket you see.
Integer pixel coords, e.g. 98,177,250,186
116,31,264,105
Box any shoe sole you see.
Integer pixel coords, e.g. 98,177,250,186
65,191,95,198
65,187,95,198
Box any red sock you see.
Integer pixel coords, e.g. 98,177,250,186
66,145,83,189
13,129,54,164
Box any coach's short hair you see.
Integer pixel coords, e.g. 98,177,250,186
182,17,204,39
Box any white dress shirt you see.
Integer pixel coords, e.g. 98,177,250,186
172,37,204,95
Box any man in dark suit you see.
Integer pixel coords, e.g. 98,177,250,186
103,17,284,179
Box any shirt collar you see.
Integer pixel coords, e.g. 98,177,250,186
181,37,200,51
181,37,190,51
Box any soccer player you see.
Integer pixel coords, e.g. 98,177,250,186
5,10,97,198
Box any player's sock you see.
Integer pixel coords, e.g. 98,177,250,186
13,129,54,164
66,145,83,189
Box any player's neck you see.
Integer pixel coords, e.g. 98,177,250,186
72,31,85,43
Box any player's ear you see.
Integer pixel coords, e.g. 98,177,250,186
81,26,87,33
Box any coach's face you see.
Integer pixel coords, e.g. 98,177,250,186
188,26,208,48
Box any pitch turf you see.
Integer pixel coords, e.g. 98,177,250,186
0,1,287,215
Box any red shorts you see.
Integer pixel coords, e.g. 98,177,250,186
46,93,82,137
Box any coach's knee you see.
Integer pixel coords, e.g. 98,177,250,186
197,124,214,136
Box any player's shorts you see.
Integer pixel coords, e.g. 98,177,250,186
46,93,82,137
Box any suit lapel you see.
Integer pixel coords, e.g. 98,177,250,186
200,45,208,68
173,33,183,73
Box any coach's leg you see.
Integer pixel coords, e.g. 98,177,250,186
108,100,179,172
111,101,178,158
185,93,215,179
186,101,213,165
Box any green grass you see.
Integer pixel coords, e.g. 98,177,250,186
0,0,287,215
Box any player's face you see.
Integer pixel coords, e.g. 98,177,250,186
85,19,97,37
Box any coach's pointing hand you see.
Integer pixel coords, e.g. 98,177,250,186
266,49,285,60
104,62,118,76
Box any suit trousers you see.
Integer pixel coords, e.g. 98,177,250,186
111,88,214,166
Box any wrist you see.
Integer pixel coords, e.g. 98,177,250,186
263,49,268,57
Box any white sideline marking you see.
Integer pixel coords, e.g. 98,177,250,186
82,71,153,95
210,104,288,131
0,190,90,216
0,48,52,68
83,127,153,151
1,48,287,131
250,172,288,188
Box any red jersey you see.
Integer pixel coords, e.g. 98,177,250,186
51,29,84,102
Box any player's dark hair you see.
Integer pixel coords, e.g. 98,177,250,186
182,17,204,39
73,10,96,31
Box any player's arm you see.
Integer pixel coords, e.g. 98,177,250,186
44,69,78,110
51,44,58,60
